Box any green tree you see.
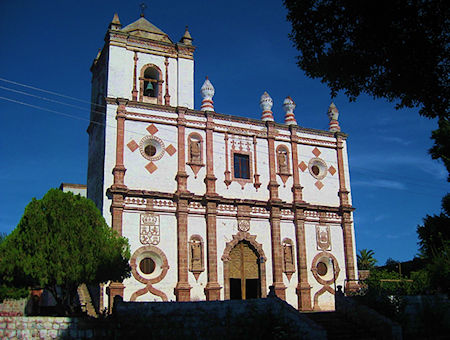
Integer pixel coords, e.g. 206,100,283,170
357,249,377,270
0,189,131,315
0,233,29,302
284,0,450,174
417,193,450,259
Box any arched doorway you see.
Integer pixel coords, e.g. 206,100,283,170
229,241,260,300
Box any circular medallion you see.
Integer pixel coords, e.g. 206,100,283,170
139,135,165,161
238,220,250,232
308,157,328,180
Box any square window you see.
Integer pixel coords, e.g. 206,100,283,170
234,154,250,179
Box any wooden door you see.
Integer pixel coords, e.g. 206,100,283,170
229,241,260,299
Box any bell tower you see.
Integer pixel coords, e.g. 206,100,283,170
87,13,195,215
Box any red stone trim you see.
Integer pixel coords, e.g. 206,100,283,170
175,198,191,301
290,127,303,202
176,109,188,194
107,282,125,312
253,136,261,190
132,52,138,101
129,245,169,302
294,211,312,311
313,285,335,311
224,133,232,187
267,122,280,201
310,251,340,286
205,201,221,300
204,112,217,195
139,63,164,105
221,231,267,299
269,207,286,299
164,57,171,106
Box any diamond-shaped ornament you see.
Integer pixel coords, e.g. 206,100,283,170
145,162,157,174
328,165,336,176
312,147,321,157
315,180,324,190
146,124,158,135
127,140,139,152
165,144,176,156
298,161,307,172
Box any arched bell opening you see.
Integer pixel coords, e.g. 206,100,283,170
139,64,163,104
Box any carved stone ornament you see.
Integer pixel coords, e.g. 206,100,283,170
282,238,296,280
308,157,328,180
189,235,205,281
140,213,160,245
276,146,291,187
316,225,331,251
238,220,250,232
186,133,205,178
139,135,165,161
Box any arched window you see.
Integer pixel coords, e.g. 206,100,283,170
139,64,163,104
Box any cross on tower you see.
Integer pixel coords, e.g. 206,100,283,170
140,3,147,17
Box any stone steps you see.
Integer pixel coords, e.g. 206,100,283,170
77,284,97,318
305,311,377,340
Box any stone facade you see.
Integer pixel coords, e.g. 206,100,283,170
87,14,359,312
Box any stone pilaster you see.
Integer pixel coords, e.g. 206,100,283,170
132,52,138,101
294,208,312,310
266,121,280,201
175,108,188,193
335,133,358,292
204,200,221,300
269,205,286,299
204,112,217,195
174,107,191,300
107,282,125,313
174,197,191,301
112,99,127,190
342,211,359,292
289,125,303,203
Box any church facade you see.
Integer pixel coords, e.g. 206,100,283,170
87,14,359,312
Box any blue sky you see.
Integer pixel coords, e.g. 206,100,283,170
0,0,448,265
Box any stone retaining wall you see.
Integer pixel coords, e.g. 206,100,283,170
0,298,28,316
0,316,107,339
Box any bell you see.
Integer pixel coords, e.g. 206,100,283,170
144,82,154,96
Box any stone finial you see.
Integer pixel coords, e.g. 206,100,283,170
283,96,297,125
260,92,274,122
180,26,193,45
109,13,122,30
200,77,215,111
328,102,341,132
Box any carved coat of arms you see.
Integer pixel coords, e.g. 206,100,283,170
140,213,160,245
316,225,331,251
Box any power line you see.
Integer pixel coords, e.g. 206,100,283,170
0,77,96,106
0,85,90,112
0,79,447,192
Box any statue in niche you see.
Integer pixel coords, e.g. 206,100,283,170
190,139,202,164
191,240,202,270
189,235,204,280
282,239,295,279
278,149,289,174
